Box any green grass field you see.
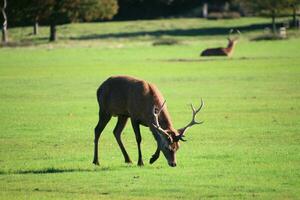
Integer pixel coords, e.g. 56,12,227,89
0,18,300,199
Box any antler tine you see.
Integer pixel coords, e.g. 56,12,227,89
177,98,204,140
152,100,166,129
157,100,166,115
191,98,204,114
189,103,204,126
229,29,234,39
190,104,200,125
235,29,241,40
152,108,160,129
152,100,173,142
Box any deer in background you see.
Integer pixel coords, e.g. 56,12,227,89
93,75,204,167
200,29,241,57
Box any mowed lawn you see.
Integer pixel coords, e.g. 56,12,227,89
0,18,300,199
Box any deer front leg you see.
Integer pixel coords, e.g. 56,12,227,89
131,120,144,166
149,146,160,164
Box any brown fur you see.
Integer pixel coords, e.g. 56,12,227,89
200,38,238,57
93,76,184,167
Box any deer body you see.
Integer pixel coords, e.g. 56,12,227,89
93,76,203,167
200,40,237,56
201,29,240,57
98,76,171,128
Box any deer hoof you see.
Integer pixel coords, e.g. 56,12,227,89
138,160,144,166
93,160,100,165
149,156,158,164
125,159,132,164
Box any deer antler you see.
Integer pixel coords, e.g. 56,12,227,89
228,29,241,41
235,29,241,40
152,100,173,141
152,100,166,128
176,99,204,141
228,29,234,40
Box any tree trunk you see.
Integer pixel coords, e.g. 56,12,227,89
2,28,7,42
33,20,39,35
271,10,276,33
1,0,7,43
49,22,56,42
202,3,208,18
292,6,297,28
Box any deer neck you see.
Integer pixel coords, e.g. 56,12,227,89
149,83,177,134
227,41,235,49
158,109,174,131
225,41,236,55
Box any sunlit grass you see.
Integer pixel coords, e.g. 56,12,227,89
0,17,300,199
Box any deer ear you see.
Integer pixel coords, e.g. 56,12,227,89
173,133,186,142
177,127,190,136
177,128,183,136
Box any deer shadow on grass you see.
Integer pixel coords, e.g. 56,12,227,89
69,23,281,41
164,56,296,63
164,57,265,62
0,166,119,175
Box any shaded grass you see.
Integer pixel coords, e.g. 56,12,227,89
9,168,94,175
5,17,300,47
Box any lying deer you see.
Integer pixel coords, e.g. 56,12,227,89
200,29,240,57
93,76,204,167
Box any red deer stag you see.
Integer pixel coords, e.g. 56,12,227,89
93,76,204,167
200,29,240,57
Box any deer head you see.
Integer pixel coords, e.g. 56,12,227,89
152,99,204,167
227,29,241,47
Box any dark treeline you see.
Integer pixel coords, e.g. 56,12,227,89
115,0,203,20
103,0,241,20
5,0,118,27
2,0,237,42
2,0,300,26
2,0,118,41
6,0,237,27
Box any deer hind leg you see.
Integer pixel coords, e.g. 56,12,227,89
93,111,112,165
113,116,132,164
131,120,144,166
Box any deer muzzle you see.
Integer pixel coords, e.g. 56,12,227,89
168,162,177,167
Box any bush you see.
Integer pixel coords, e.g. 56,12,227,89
207,12,241,20
152,38,181,46
78,0,119,21
207,12,223,20
251,33,287,41
223,12,241,19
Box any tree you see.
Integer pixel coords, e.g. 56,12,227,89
116,0,204,20
1,0,7,43
77,0,118,22
286,0,300,28
27,0,53,35
48,0,118,42
6,0,53,35
239,0,287,33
